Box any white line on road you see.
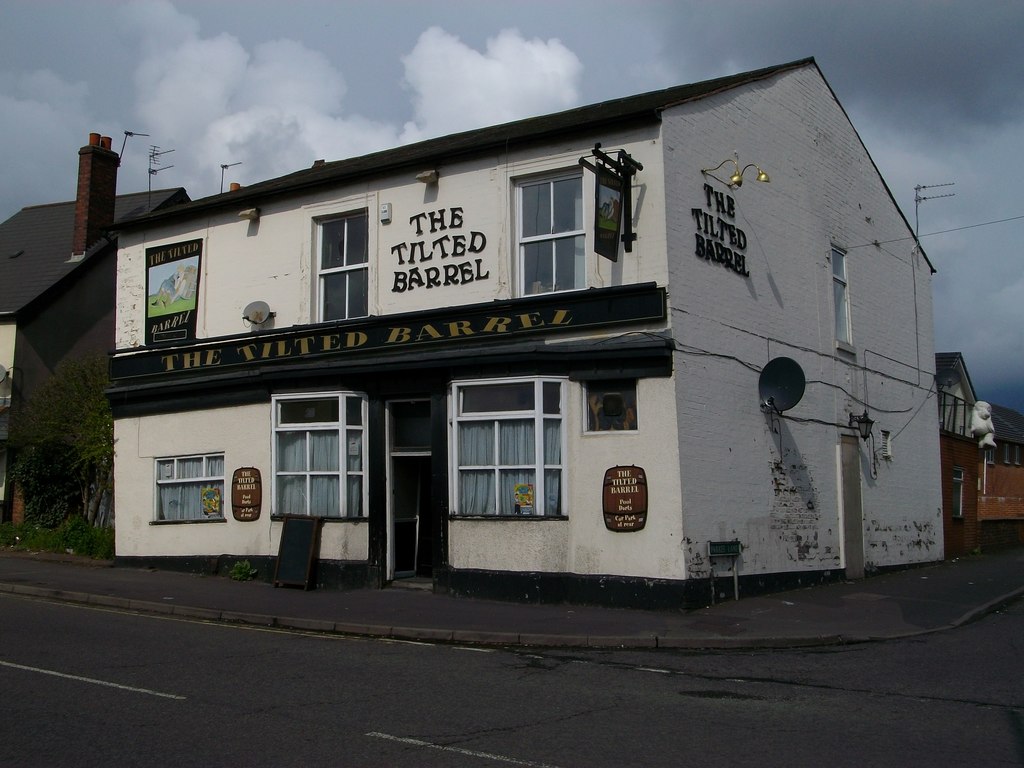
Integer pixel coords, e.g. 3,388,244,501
0,660,186,700
367,731,562,768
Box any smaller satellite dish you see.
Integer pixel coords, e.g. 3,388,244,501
242,300,274,326
0,364,7,382
758,357,806,413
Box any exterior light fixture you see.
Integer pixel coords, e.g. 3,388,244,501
849,410,875,441
415,169,439,184
702,153,771,189
238,207,260,221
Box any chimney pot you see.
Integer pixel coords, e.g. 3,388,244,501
100,136,112,151
89,132,101,146
230,182,241,192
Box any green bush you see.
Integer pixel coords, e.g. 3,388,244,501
9,444,79,528
229,560,258,581
0,518,114,560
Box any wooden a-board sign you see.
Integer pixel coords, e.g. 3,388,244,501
273,515,322,589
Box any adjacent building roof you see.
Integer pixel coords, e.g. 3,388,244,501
0,188,190,315
935,351,978,401
991,403,1024,445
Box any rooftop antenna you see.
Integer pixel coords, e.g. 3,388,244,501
148,145,175,207
914,182,955,237
220,161,242,193
119,130,150,159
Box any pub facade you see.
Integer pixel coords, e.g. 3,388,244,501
108,59,943,607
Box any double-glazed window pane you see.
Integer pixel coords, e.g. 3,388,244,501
453,379,564,517
274,394,365,518
519,176,584,295
832,248,851,344
319,212,368,321
155,454,225,521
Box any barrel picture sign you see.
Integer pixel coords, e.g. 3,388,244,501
602,465,648,531
231,467,262,522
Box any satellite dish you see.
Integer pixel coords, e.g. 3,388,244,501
242,300,274,325
758,357,806,413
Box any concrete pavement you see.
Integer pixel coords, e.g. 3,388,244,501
0,547,1021,649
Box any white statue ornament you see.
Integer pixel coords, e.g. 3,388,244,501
970,401,997,449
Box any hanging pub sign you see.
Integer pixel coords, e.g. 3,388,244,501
231,467,262,521
602,465,648,531
594,168,624,262
579,143,643,261
145,238,202,345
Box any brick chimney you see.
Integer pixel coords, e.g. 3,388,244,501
72,132,119,257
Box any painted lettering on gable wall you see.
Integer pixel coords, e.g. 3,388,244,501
691,184,750,277
390,207,490,292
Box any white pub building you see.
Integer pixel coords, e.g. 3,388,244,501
108,59,943,607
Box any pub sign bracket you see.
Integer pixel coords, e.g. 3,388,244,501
579,143,643,261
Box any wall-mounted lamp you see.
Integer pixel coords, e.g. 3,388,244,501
702,153,770,188
238,207,260,221
849,410,875,441
415,169,439,184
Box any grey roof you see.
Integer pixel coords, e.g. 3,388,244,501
935,351,978,400
117,59,818,229
991,403,1024,445
0,188,190,315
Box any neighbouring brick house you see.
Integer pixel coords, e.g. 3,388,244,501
107,59,943,608
936,351,1024,556
980,403,1024,548
0,133,188,522
935,352,982,557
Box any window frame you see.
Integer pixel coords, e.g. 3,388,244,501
317,209,369,322
584,379,639,433
451,377,567,518
515,172,586,297
154,453,226,522
951,466,964,519
831,246,852,346
272,392,368,519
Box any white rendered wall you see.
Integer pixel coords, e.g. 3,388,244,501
113,403,369,561
662,65,942,577
450,376,685,579
114,126,667,349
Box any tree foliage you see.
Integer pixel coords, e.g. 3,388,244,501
9,354,113,527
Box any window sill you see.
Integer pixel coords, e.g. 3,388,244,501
450,515,568,521
835,340,857,357
151,517,226,525
270,514,366,523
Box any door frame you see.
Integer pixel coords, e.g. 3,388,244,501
385,399,432,581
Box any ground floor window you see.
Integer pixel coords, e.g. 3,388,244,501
155,453,225,521
273,393,366,518
452,378,565,516
951,466,964,518
585,378,638,431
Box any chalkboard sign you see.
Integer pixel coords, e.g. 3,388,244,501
273,515,322,589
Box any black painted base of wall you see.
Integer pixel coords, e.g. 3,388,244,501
115,556,851,611
114,555,372,590
436,565,849,611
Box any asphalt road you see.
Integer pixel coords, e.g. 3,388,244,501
1,592,1021,767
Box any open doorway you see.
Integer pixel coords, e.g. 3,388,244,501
387,400,433,581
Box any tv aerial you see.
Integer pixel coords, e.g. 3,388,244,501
914,182,955,236
758,357,806,415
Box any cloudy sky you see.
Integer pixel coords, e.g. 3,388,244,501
2,0,1022,410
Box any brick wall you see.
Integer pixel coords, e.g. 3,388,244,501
940,434,980,557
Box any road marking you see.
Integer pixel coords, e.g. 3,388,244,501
367,732,562,767
0,660,186,700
